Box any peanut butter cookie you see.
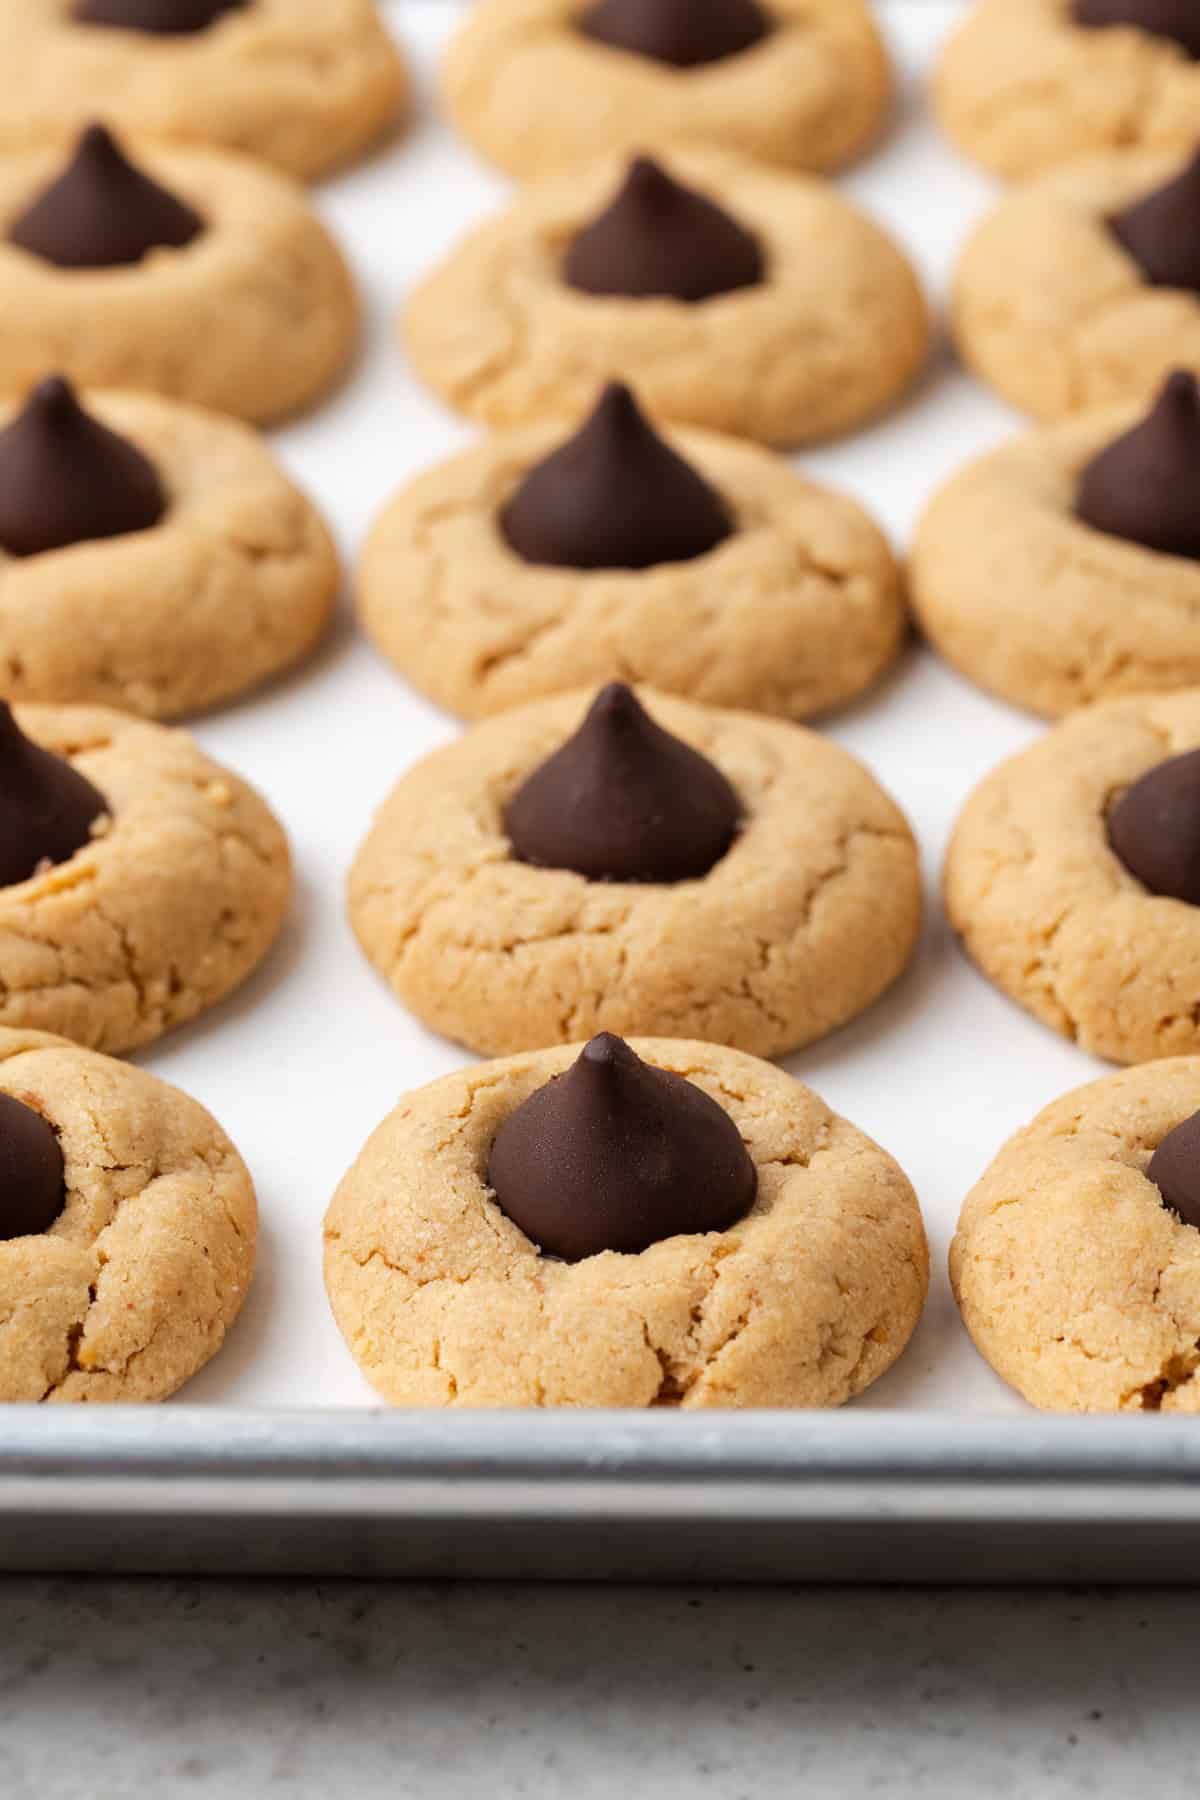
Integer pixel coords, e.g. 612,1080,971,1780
946,690,1200,1064
359,385,905,722
442,0,891,180
952,1058,1200,1411
0,1025,256,1403
325,1037,928,1408
0,702,290,1055
954,148,1200,421
348,684,921,1061
0,128,357,423
0,1,407,181
403,148,929,448
910,381,1200,718
935,0,1200,180
0,380,337,718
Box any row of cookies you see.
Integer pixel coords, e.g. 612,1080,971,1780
14,994,1198,1414
25,635,1200,1111
0,0,404,1403
936,3,1200,420
7,357,1196,738
326,1034,1200,1415
13,978,1200,1414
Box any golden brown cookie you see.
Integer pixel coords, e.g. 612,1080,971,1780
403,148,930,447
324,1038,929,1408
442,0,891,180
0,1026,256,1402
0,2,407,181
0,386,337,718
909,402,1200,718
954,149,1200,420
0,134,357,423
0,703,291,1054
347,686,922,1060
944,690,1200,1065
951,1059,1200,1412
935,0,1200,180
358,411,905,722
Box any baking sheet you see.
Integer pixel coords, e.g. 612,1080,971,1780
21,0,1096,1416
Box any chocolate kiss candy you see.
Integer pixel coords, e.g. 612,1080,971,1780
565,155,764,302
74,0,245,34
505,682,741,883
579,0,769,68
487,1033,757,1261
0,701,107,889
1108,748,1200,903
10,125,203,270
1149,1111,1200,1227
1076,371,1200,559
0,377,166,559
501,382,732,570
1073,0,1200,59
0,1094,67,1241
1111,150,1200,291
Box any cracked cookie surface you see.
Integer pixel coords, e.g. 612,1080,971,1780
0,1026,256,1403
909,403,1200,718
324,1038,928,1408
442,0,891,180
403,147,929,447
946,691,1200,1065
0,704,290,1055
358,418,905,721
0,1,407,182
0,141,357,423
954,149,1200,421
348,687,921,1060
935,0,1200,180
952,1058,1200,1412
0,388,337,719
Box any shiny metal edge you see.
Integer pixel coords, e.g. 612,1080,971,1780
3,1410,1200,1579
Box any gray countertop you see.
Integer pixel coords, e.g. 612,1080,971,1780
2,1579,1196,1797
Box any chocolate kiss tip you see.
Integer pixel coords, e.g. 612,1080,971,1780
10,120,203,269
565,154,764,303
504,682,741,884
74,0,245,34
1113,152,1200,291
486,1035,757,1263
579,0,769,69
1075,371,1200,559
1108,747,1200,904
0,1094,67,1242
1149,1110,1200,1229
1162,369,1200,409
0,374,166,559
500,382,733,572
1073,0,1200,59
0,700,108,891
591,679,641,718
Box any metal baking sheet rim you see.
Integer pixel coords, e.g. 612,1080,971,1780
5,1411,1200,1580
